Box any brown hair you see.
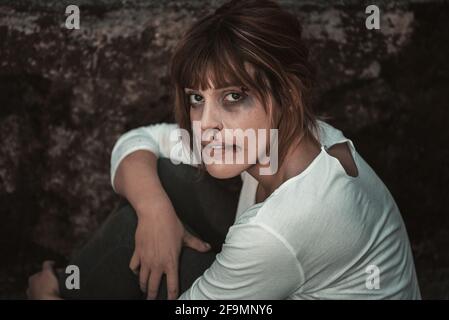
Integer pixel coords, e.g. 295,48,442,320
170,0,317,170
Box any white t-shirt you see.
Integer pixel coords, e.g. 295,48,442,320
110,121,421,300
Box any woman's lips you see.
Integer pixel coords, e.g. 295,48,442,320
202,143,241,156
202,141,239,148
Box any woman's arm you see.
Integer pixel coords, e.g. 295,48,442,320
110,122,194,192
114,150,168,214
111,124,210,300
178,222,303,300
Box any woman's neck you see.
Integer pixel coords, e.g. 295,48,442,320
246,133,321,199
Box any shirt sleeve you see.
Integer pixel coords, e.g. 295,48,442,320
110,122,196,192
178,222,304,300
316,120,349,148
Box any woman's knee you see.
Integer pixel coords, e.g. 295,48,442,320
100,203,138,247
68,203,138,267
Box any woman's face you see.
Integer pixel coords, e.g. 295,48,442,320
187,84,273,179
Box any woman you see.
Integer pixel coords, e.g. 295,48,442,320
27,0,421,299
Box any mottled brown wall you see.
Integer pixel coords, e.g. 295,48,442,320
0,0,448,298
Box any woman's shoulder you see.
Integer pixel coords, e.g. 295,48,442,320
315,120,349,149
250,155,368,233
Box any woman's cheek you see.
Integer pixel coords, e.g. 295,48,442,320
190,107,202,121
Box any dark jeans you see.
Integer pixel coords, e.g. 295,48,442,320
57,158,241,299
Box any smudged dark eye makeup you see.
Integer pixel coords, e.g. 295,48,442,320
223,92,246,104
185,87,250,108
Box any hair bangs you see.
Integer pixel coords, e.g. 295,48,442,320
177,31,260,93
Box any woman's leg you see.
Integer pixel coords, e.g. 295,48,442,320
57,158,241,299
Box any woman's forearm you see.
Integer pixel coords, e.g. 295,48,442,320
114,150,171,217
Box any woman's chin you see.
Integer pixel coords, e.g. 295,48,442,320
205,163,247,179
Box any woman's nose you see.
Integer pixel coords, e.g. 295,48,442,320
200,103,222,133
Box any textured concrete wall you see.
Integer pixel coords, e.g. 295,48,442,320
0,0,448,298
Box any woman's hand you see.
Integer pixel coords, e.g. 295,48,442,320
114,150,211,299
129,198,211,300
27,261,62,300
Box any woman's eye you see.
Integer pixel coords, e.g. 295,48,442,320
224,92,244,103
189,94,204,105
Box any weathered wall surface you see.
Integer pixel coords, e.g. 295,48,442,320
0,0,448,298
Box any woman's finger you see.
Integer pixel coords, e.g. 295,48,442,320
146,269,162,300
129,251,140,275
166,264,179,300
183,230,211,252
139,266,150,292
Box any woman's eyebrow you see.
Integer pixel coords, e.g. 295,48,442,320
215,86,245,91
184,86,245,93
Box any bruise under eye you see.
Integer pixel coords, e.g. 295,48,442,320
184,86,251,106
